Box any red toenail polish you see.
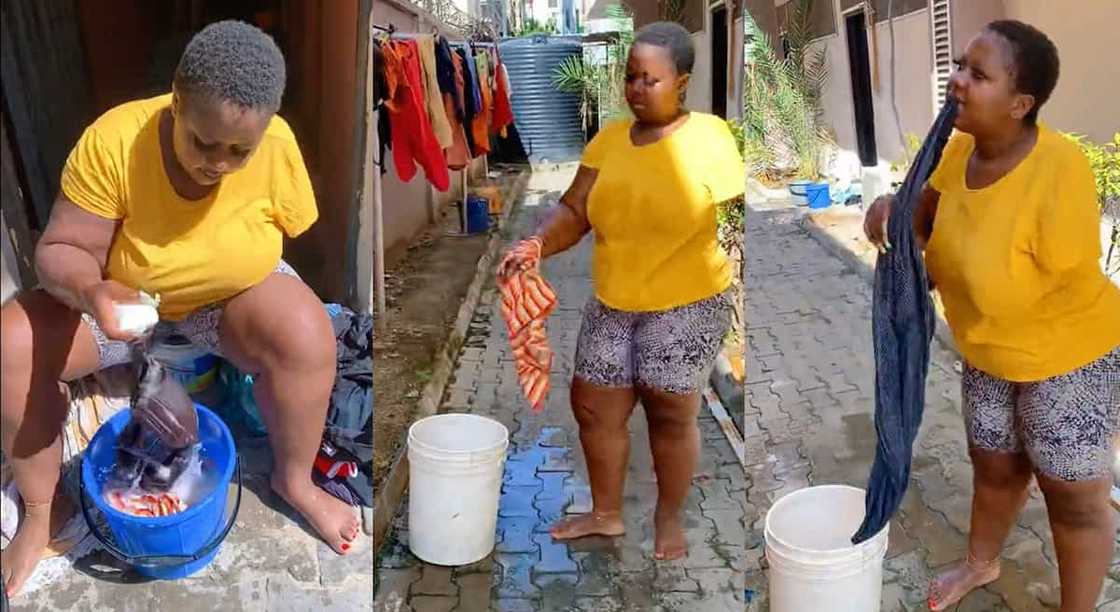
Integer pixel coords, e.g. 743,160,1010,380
341,543,350,551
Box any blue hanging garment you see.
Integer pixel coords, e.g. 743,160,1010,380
853,97,959,544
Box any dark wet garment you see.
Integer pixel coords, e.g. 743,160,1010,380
114,346,200,492
853,97,959,544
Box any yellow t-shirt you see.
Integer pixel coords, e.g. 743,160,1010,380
61,94,318,321
925,123,1120,381
582,113,744,312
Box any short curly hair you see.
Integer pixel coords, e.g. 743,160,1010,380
984,20,1059,125
634,21,695,76
174,20,286,112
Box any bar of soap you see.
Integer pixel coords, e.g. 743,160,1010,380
114,303,159,334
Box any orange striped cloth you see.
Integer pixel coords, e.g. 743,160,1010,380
497,238,557,412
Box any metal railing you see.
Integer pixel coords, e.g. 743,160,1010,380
403,0,501,37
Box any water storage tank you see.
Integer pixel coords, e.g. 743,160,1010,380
499,36,585,164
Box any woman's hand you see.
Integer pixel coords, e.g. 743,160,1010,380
498,237,544,280
80,280,143,342
863,195,894,254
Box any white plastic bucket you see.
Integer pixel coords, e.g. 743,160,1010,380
765,485,890,612
407,413,509,565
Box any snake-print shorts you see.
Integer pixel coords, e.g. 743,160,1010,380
573,289,734,395
81,260,300,369
962,345,1120,481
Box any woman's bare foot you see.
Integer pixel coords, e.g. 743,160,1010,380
653,511,687,561
271,475,360,554
549,511,625,540
928,556,1001,611
1,505,51,597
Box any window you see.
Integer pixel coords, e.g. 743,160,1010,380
930,0,953,112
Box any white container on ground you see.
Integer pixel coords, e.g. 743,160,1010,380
765,485,890,612
407,413,509,566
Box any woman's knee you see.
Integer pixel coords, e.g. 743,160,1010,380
970,448,1033,489
1038,475,1113,529
1,298,35,405
570,378,633,431
223,276,335,374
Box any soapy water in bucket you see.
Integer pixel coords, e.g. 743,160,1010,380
100,438,223,518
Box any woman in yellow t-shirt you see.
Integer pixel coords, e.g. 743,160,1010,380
0,21,359,596
865,21,1120,611
499,22,745,561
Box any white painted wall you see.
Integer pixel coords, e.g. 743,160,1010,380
1,216,21,304
814,3,934,183
998,0,1120,143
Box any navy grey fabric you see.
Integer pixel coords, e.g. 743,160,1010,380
323,305,374,507
853,98,959,544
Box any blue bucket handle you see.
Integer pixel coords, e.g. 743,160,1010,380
79,454,242,569
788,184,808,196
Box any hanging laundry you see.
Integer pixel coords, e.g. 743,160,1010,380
435,36,463,120
455,47,480,155
852,97,959,544
497,238,558,412
471,51,493,157
373,40,392,176
491,61,514,138
381,39,450,191
436,37,469,170
417,35,453,149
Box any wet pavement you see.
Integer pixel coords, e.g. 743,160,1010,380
374,167,748,611
8,435,373,611
742,204,1120,611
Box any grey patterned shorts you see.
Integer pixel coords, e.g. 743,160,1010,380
962,345,1120,481
573,289,734,395
82,260,300,370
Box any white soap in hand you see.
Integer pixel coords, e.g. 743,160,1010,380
113,291,160,335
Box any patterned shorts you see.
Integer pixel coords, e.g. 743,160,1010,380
82,260,300,370
573,289,734,395
962,345,1120,481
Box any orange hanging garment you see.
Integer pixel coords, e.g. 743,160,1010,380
497,238,557,411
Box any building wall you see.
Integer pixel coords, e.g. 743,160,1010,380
813,3,932,182
813,0,1119,186
994,0,1120,143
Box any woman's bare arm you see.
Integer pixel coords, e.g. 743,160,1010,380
535,165,596,258
913,185,940,250
34,196,117,312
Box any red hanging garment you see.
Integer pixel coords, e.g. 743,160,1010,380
491,62,514,137
383,40,450,191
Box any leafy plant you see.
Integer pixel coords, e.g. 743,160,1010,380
1063,132,1120,276
660,0,686,24
515,16,557,36
889,133,923,175
742,0,834,182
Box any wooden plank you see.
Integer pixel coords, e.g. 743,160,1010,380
0,111,38,289
345,0,375,313
0,0,94,229
703,387,747,470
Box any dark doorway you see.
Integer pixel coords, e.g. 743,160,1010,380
711,5,728,118
845,10,877,166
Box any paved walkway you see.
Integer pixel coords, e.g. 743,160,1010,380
374,168,747,612
742,205,1120,611
9,435,373,611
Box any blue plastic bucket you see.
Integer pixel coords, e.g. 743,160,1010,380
788,180,811,206
466,195,490,234
805,183,831,209
80,403,241,579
